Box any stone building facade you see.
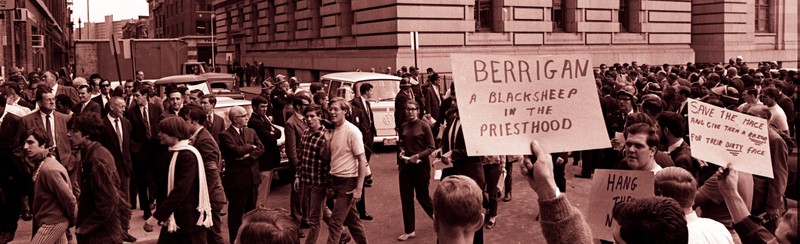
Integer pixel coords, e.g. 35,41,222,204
211,0,798,82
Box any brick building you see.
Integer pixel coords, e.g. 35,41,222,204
211,0,799,82
148,0,214,63
1,0,73,74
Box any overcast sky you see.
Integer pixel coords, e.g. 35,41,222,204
71,0,149,24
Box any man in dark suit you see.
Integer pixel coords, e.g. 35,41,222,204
220,106,264,243
179,104,227,244
199,94,225,142
90,79,112,116
422,74,442,139
395,77,420,134
281,96,309,225
440,92,485,244
656,112,696,176
349,83,376,220
72,84,101,116
126,86,162,219
43,71,79,105
98,96,136,242
0,94,23,242
17,88,76,196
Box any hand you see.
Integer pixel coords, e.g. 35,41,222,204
409,154,420,163
610,138,621,149
348,187,363,202
293,178,301,192
143,217,158,232
520,140,559,200
555,157,565,165
715,164,739,197
765,208,782,222
441,155,451,165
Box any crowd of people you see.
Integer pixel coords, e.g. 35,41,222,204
0,55,796,244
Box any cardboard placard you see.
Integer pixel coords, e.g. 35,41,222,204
687,99,773,178
450,54,610,156
587,169,655,241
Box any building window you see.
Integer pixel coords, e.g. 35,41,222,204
755,0,773,33
268,0,276,41
252,4,259,43
475,0,493,32
619,0,629,32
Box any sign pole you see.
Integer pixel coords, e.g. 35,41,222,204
111,34,122,85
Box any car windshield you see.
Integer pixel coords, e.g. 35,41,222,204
356,79,400,101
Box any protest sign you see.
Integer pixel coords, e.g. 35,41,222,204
587,169,655,241
686,98,773,178
450,54,609,156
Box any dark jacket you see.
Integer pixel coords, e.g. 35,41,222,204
56,85,80,105
203,114,225,143
75,142,125,244
219,126,265,189
190,127,227,211
0,112,22,179
90,95,110,117
247,113,282,171
283,112,307,167
152,150,206,234
669,141,696,176
350,96,376,138
99,116,133,178
71,100,101,117
127,103,162,153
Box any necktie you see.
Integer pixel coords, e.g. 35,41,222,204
448,118,460,151
240,128,246,142
142,107,151,138
207,115,213,127
363,99,371,124
80,102,86,113
114,118,123,150
45,114,53,145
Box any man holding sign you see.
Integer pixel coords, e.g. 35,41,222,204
745,105,789,232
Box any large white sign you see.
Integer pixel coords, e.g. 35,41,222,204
687,98,773,178
450,53,610,155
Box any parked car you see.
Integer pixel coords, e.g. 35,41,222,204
153,75,244,99
319,72,401,146
213,97,291,180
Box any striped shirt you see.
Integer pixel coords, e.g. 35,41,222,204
296,129,330,186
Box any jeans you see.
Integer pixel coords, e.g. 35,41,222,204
327,176,367,244
306,184,333,244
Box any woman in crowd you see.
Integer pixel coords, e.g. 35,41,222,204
397,100,435,241
26,128,76,244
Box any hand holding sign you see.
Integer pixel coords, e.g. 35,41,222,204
587,169,655,241
520,141,559,200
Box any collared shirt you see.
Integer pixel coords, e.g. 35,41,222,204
51,84,59,95
0,110,7,125
685,211,735,244
107,114,124,149
40,111,56,143
666,138,684,154
297,128,330,186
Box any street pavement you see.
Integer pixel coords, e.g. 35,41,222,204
10,145,595,243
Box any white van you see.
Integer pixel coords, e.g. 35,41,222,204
320,72,401,146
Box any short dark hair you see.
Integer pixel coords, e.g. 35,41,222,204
655,167,697,209
613,196,688,244
762,87,780,99
77,84,91,92
35,87,53,102
292,95,310,109
656,111,686,138
303,104,322,117
55,94,74,108
0,93,6,108
238,208,300,244
190,89,204,96
313,91,327,105
179,104,207,124
4,82,21,95
625,123,659,148
252,95,270,108
200,94,217,105
67,113,104,141
359,83,373,95
158,117,191,140
25,127,52,148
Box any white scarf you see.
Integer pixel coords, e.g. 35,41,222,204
167,140,213,232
